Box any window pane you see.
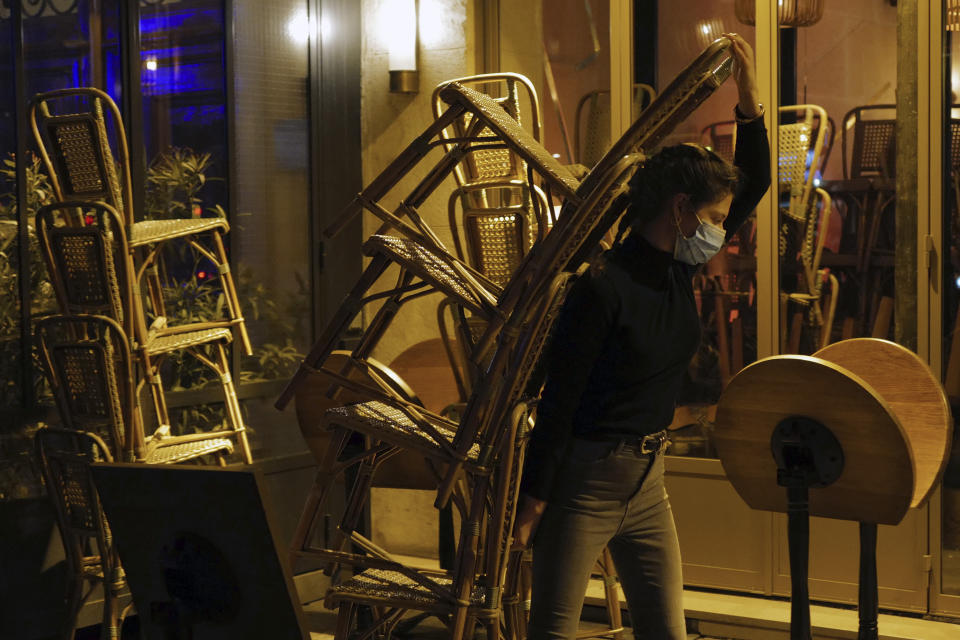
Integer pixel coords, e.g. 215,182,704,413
232,0,312,457
657,1,755,459
541,0,611,166
782,3,898,356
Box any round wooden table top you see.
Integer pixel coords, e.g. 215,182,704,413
814,338,952,508
294,351,438,490
715,353,914,525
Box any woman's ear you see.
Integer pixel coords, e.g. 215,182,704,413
669,193,690,219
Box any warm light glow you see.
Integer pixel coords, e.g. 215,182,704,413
287,9,312,45
383,0,417,71
320,15,333,41
418,0,452,49
701,24,710,35
144,57,158,71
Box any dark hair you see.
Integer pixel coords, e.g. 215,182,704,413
614,143,742,243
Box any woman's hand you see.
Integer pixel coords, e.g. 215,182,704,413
722,32,762,119
512,494,548,550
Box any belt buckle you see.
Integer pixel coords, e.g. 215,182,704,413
640,431,668,454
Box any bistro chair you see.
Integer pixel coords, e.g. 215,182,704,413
778,104,828,224
841,104,896,180
324,398,534,640
37,314,238,464
777,105,836,354
289,271,571,564
315,272,569,639
35,201,250,463
35,427,131,640
29,87,252,355
431,73,545,203
700,119,737,162
779,187,840,354
447,181,549,290
575,84,658,169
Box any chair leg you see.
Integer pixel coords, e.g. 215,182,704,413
289,429,351,567
598,547,624,639
60,574,85,640
333,601,357,640
213,341,253,463
143,357,173,436
210,230,253,356
100,579,118,640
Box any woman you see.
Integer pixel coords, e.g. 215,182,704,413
513,34,770,640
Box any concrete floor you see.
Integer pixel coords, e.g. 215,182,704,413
303,601,716,639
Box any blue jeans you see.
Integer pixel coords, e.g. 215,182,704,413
527,438,685,640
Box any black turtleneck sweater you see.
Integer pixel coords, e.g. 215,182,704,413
521,116,770,501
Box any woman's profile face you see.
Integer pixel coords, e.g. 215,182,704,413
676,192,733,238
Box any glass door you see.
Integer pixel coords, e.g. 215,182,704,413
774,0,926,612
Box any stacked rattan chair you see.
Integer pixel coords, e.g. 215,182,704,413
778,104,838,353
30,88,253,463
30,88,251,353
36,313,238,464
35,427,131,640
35,202,249,462
280,38,739,638
435,73,550,287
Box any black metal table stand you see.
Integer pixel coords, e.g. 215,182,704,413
772,416,846,640
786,484,812,640
858,522,879,640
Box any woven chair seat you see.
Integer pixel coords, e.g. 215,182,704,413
145,327,233,355
128,218,230,247
364,235,497,314
438,82,581,200
144,437,234,464
325,400,481,462
327,568,484,609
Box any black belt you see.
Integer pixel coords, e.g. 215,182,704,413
621,430,671,455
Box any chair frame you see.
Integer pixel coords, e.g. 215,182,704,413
30,86,252,355
430,72,544,192
35,202,250,463
35,427,131,640
840,104,897,180
37,313,240,464
324,398,534,640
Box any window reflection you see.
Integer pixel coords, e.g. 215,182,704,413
542,0,611,165
656,0,755,459
787,1,897,354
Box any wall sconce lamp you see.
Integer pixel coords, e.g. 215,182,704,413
735,0,825,27
387,0,419,93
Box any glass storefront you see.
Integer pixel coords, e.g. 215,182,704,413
0,0,311,462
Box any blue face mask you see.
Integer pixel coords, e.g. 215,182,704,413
674,213,726,265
